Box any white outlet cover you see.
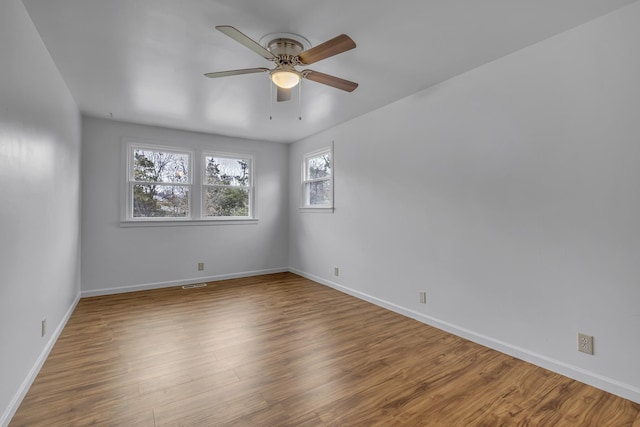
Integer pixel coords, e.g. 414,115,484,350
578,333,594,355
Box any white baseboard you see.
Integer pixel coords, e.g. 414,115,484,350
289,268,640,404
81,267,289,297
6,267,637,427
1,293,81,427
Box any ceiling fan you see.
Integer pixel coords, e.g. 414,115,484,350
205,26,358,102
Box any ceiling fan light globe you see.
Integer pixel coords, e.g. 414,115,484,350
270,70,300,89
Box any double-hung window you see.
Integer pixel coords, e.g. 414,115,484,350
127,144,192,219
302,147,333,208
124,141,255,223
203,153,254,218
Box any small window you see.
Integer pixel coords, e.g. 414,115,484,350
203,154,253,218
127,144,192,219
302,148,333,208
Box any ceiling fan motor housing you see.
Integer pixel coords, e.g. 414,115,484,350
267,38,304,68
268,38,303,56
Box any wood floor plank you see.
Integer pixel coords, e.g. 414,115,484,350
9,272,640,426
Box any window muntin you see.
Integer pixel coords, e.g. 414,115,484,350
303,148,333,208
128,145,192,219
203,154,253,218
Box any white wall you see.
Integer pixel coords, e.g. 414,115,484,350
0,1,82,425
81,117,289,295
289,2,640,403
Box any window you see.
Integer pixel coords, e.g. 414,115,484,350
302,148,333,208
127,144,192,219
124,141,256,223
203,154,253,218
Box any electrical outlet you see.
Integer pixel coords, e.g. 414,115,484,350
41,319,46,337
334,267,339,276
419,291,427,304
578,333,594,355
198,262,204,271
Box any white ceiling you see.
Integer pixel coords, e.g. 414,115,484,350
22,0,637,143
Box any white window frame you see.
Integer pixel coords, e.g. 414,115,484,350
301,146,334,212
202,151,255,220
121,139,258,227
125,142,194,221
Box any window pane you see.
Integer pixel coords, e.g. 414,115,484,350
205,156,250,186
133,184,189,217
307,153,331,180
308,179,332,206
205,187,249,217
133,149,189,183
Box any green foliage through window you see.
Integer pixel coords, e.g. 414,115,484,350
204,156,252,217
127,144,254,221
131,148,190,218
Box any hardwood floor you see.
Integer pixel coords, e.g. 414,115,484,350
10,273,640,426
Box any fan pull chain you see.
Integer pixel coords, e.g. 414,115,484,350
298,81,302,120
269,81,273,120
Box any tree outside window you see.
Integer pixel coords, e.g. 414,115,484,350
303,148,332,208
125,142,256,222
204,155,253,217
130,147,191,218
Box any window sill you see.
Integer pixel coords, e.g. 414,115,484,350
120,218,258,227
298,207,334,214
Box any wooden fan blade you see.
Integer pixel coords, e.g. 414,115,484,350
277,87,292,102
302,70,358,92
298,34,356,65
204,68,269,78
216,25,276,61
